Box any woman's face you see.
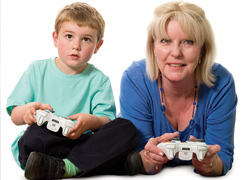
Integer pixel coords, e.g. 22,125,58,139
154,20,202,83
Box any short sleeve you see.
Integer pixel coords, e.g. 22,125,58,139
6,65,34,115
91,77,116,121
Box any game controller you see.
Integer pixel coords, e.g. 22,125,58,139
157,138,208,161
34,110,75,136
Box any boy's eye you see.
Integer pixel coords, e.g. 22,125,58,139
82,37,91,42
66,35,73,40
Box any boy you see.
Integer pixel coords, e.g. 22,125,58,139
7,2,141,179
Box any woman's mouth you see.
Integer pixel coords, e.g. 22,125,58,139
168,63,186,67
169,64,184,67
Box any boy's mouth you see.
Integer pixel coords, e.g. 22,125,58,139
70,54,79,59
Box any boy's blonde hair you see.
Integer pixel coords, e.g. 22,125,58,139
55,2,105,42
146,1,216,87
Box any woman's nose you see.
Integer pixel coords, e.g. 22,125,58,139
171,43,182,58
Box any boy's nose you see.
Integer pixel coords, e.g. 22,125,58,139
72,41,81,51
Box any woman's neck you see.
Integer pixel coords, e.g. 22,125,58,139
161,75,197,101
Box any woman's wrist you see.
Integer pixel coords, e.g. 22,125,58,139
139,150,162,175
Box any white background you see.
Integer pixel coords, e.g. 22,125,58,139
1,0,250,179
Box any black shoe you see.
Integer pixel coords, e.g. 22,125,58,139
124,150,142,175
24,152,65,180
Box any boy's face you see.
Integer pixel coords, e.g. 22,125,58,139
53,21,103,75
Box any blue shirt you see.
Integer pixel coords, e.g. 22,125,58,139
119,59,237,175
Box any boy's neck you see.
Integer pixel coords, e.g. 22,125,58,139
55,57,88,75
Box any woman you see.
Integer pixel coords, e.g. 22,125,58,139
120,1,237,177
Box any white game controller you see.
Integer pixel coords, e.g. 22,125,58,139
157,138,209,161
34,110,75,136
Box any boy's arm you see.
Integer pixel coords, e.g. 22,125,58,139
11,102,53,125
67,113,110,139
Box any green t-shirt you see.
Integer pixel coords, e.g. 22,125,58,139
7,57,116,169
7,57,116,118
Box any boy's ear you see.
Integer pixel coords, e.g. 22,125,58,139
52,31,58,47
94,40,103,54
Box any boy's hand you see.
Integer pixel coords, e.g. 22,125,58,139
23,102,53,125
67,113,110,140
67,113,91,140
11,102,53,125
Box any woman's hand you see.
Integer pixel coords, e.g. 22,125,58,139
190,136,223,176
140,132,179,174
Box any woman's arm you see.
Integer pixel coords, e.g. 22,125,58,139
120,64,155,151
203,66,237,176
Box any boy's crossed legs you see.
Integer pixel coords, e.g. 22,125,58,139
18,118,141,179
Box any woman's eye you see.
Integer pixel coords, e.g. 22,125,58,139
66,35,73,40
183,40,194,45
160,39,170,43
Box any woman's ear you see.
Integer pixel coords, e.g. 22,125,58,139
94,40,104,54
52,31,58,48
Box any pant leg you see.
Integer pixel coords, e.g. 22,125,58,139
18,124,85,167
67,118,139,176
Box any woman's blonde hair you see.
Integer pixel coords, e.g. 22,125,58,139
55,2,105,42
146,1,215,87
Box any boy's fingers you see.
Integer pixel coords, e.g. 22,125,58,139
38,103,53,111
30,106,36,115
69,114,81,120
